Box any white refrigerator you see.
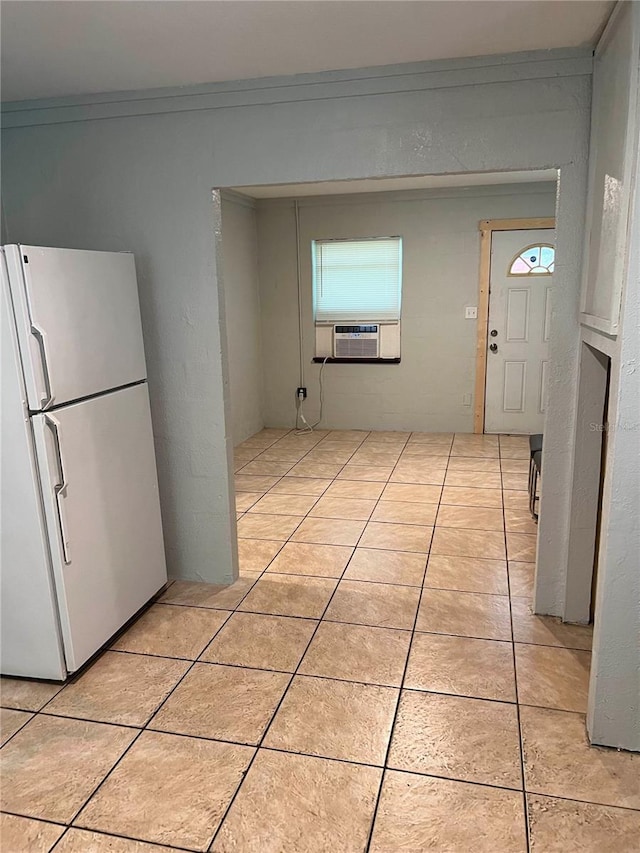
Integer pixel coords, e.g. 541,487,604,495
1,245,168,680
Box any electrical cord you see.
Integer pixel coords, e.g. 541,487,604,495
295,356,328,434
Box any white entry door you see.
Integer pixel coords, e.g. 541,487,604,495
484,229,555,434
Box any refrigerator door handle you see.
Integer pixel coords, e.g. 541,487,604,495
44,414,71,565
30,323,54,410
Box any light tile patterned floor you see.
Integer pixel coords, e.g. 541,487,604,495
1,428,639,852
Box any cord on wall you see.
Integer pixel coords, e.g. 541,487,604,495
294,199,305,388
295,356,328,433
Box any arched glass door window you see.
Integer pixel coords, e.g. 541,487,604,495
509,244,555,276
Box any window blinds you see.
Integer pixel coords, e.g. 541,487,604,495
312,237,402,322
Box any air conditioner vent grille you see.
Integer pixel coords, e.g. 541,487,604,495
333,324,380,359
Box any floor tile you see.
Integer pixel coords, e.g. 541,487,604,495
0,677,63,711
268,476,332,496
238,574,337,618
0,814,65,853
75,731,253,850
445,471,503,488
343,548,426,586
436,503,504,531
309,495,377,520
266,541,353,578
503,489,530,510
237,513,302,540
288,461,344,478
210,749,381,853
324,479,385,499
508,561,535,598
507,532,537,562
447,456,502,473
325,429,370,441
425,554,508,595
350,447,401,466
388,690,522,788
401,444,451,458
234,474,280,492
44,651,190,726
441,485,503,507
520,706,640,809
307,443,359,462
502,473,529,490
150,662,289,745
371,500,437,526
249,493,319,516
408,432,453,445
364,431,410,444
417,588,512,640
359,521,433,553
290,516,366,546
0,715,136,823
159,577,255,610
299,621,411,687
325,580,420,630
235,491,262,512
381,483,442,504
511,599,593,650
54,829,178,852
390,463,446,486
239,460,294,477
0,708,33,746
431,526,506,559
515,644,591,713
501,459,529,474
257,446,308,463
527,794,640,852
200,612,317,671
111,603,230,659
337,464,394,481
404,632,516,702
264,675,398,765
237,538,283,573
370,771,527,853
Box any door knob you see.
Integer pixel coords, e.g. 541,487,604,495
489,343,498,353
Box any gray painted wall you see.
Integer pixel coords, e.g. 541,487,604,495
0,49,592,594
220,193,264,443
256,185,556,432
570,2,639,752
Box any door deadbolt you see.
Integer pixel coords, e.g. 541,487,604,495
490,329,498,337
489,343,498,353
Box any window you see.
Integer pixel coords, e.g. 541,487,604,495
509,243,555,276
312,237,402,322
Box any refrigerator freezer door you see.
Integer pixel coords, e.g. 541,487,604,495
5,245,147,411
32,382,167,672
1,253,66,679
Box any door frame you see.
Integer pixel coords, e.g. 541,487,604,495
473,217,556,434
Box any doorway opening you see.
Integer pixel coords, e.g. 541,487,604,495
564,343,611,624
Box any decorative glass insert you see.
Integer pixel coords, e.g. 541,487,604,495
509,243,555,276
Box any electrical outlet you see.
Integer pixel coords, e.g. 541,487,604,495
296,387,307,400
465,306,478,319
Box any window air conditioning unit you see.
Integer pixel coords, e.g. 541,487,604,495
333,324,380,359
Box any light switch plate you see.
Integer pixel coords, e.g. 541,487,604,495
465,306,478,319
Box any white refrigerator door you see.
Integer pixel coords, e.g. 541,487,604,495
32,382,168,672
5,245,147,411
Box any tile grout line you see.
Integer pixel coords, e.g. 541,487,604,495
364,433,453,852
205,466,387,851
500,436,532,853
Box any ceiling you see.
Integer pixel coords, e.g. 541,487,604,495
1,1,613,103
230,170,559,199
